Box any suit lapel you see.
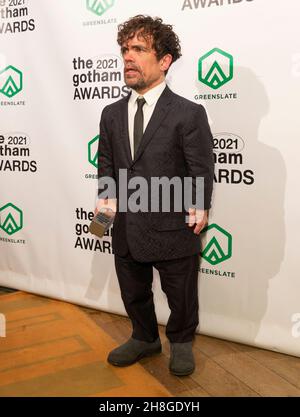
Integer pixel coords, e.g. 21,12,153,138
119,93,133,166
133,85,173,164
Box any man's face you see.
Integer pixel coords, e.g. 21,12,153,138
121,32,169,94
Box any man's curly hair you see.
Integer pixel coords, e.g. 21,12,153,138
117,15,182,71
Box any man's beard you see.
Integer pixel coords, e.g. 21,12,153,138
124,72,148,92
125,78,147,92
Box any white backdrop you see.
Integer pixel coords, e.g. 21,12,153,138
1,0,300,357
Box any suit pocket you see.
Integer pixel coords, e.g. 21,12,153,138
151,214,187,231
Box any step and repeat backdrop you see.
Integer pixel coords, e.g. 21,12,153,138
1,0,300,356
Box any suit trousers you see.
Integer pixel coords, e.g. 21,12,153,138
114,248,200,343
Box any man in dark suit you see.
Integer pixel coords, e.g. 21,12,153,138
96,15,214,376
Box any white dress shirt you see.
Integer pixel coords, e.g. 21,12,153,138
128,80,166,159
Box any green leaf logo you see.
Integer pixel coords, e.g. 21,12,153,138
198,48,233,90
0,203,23,235
88,135,99,168
0,65,23,98
201,223,232,265
86,0,115,17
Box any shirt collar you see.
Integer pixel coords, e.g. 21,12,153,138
129,80,166,106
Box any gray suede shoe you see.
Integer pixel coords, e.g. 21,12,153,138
169,341,195,376
107,337,162,367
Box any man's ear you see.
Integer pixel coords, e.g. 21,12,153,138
160,54,173,72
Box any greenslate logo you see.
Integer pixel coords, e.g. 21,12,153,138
0,65,23,98
0,203,23,235
198,48,233,90
86,0,115,16
200,223,232,265
88,135,99,168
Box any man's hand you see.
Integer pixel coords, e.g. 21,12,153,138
188,208,208,235
94,198,117,216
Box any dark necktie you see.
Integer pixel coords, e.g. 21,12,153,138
133,96,146,158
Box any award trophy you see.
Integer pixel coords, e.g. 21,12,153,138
89,207,115,238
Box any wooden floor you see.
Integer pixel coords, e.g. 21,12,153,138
1,287,300,397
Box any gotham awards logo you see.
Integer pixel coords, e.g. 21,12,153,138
200,223,235,278
213,132,255,185
0,0,36,35
182,0,254,11
0,133,38,173
72,55,128,100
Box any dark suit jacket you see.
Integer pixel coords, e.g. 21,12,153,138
98,85,214,262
